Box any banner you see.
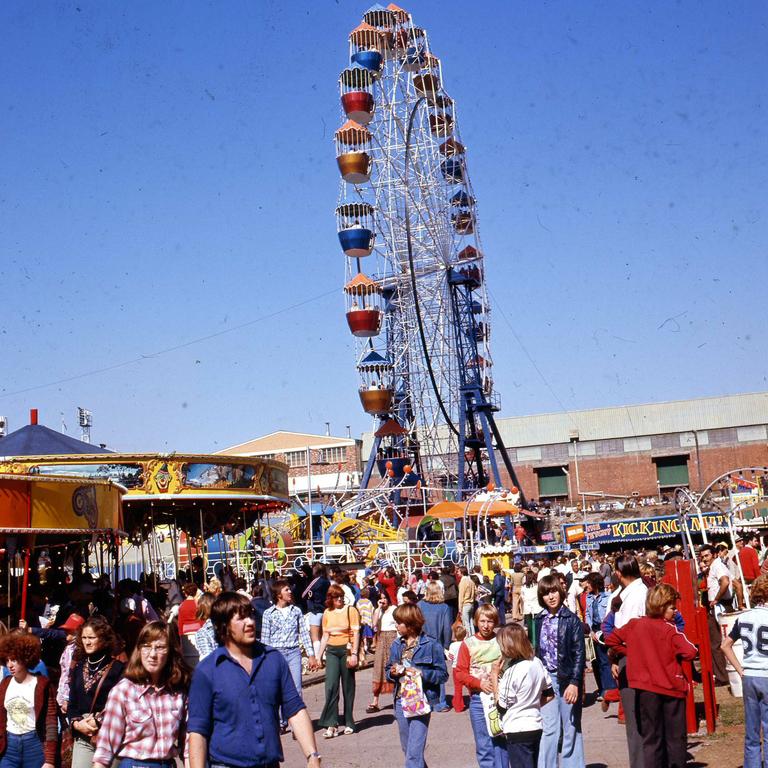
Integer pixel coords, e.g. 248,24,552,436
562,511,729,546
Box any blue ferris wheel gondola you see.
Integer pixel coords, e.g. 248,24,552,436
338,227,375,257
441,158,463,182
351,49,383,74
450,190,474,207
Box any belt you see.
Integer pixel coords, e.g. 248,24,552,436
210,763,278,768
118,761,175,768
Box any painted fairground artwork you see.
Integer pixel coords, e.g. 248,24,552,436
182,462,255,490
32,462,144,489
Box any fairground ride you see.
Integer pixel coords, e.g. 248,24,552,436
333,4,530,563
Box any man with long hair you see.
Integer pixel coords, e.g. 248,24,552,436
188,592,321,768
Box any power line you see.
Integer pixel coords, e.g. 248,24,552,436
487,287,579,430
0,287,338,399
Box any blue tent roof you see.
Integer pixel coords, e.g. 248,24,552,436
0,424,112,457
359,350,392,369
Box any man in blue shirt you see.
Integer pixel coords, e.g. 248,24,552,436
188,592,321,768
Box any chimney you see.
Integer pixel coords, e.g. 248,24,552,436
30,409,38,425
346,425,351,438
325,421,330,436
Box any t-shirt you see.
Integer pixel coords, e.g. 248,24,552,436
497,657,552,734
379,605,398,633
446,640,463,669
729,606,768,677
4,676,36,735
707,558,732,604
322,606,361,646
521,585,540,616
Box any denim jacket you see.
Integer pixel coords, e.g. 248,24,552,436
386,633,449,705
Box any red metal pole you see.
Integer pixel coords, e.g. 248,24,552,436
20,549,30,622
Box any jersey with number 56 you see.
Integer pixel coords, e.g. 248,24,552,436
730,606,768,676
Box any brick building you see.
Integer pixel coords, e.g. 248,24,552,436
492,392,768,503
216,430,363,502
359,391,768,504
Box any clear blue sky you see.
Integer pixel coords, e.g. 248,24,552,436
1,1,766,452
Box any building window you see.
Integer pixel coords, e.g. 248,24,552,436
260,453,276,461
319,446,346,465
284,451,306,468
536,466,568,499
654,455,689,488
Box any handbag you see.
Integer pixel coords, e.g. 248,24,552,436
87,661,114,747
344,607,359,669
58,713,73,768
584,634,596,664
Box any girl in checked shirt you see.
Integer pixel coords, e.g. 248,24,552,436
93,622,190,768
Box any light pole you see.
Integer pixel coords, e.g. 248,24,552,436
569,431,586,526
306,446,313,549
690,430,704,492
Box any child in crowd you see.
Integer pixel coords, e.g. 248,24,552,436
446,623,467,712
722,573,768,768
605,583,697,768
356,587,375,656
492,624,553,768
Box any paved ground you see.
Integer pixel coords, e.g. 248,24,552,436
281,665,630,768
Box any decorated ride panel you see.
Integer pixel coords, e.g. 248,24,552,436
0,474,123,534
0,454,289,500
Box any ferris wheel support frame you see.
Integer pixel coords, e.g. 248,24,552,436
401,98,526,503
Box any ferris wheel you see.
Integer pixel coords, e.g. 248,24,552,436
334,4,524,507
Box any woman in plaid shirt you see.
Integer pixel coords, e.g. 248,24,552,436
92,622,190,768
261,579,319,731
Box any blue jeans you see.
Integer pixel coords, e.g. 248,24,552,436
538,676,585,768
506,732,541,768
462,603,475,636
394,698,431,768
743,675,768,768
468,693,507,768
0,732,44,768
593,641,617,694
278,646,303,726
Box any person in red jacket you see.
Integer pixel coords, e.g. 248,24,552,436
605,583,697,768
738,534,761,584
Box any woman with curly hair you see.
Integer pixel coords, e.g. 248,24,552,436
0,633,57,768
67,616,125,768
93,621,190,768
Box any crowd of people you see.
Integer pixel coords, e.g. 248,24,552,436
0,535,765,768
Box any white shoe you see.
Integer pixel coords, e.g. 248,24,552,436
324,727,337,739
342,726,354,735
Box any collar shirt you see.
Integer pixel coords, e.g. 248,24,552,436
614,578,648,629
260,605,313,655
195,619,218,662
93,679,185,765
187,643,304,768
539,608,562,672
707,558,731,603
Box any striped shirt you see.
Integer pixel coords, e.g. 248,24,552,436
261,605,314,655
93,678,185,765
